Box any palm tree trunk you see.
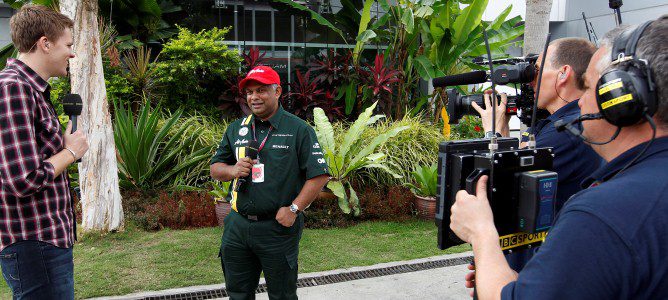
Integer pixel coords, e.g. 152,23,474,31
60,0,124,232
524,0,554,55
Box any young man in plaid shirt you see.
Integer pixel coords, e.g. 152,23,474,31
0,5,88,299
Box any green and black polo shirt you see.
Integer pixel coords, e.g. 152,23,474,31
211,107,330,216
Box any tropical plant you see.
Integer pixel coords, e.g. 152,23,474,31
404,163,438,198
313,101,409,216
209,180,232,202
123,46,160,107
308,49,351,87
287,70,324,119
166,114,228,189
355,114,443,188
113,101,214,190
153,26,241,116
361,54,402,116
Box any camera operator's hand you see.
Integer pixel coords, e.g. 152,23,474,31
232,157,254,178
472,90,511,137
465,263,476,298
450,175,498,244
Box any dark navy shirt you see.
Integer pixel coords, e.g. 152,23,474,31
502,136,668,299
508,100,603,271
521,100,603,211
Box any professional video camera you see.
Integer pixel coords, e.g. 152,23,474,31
434,55,549,126
434,33,558,254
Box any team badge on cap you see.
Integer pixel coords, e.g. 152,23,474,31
239,127,249,136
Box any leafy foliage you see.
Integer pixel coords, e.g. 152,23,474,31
98,0,182,43
360,54,402,116
354,114,444,188
208,181,231,202
153,26,241,117
314,102,408,216
284,70,343,121
123,46,160,106
113,101,214,190
404,163,438,197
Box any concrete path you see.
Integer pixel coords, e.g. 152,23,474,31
92,251,473,300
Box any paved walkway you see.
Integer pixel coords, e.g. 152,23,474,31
92,252,473,300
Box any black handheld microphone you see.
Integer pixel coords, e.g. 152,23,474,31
433,70,488,88
62,94,83,162
62,94,83,132
554,113,621,145
234,140,259,192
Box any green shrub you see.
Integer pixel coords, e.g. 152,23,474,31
165,113,228,189
353,114,444,189
153,26,242,116
404,163,438,198
113,100,214,190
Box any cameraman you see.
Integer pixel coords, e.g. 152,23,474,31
451,17,668,299
474,38,602,271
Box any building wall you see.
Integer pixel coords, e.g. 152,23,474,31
550,0,668,42
0,2,12,47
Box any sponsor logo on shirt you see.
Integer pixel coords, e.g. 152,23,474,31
272,145,289,149
273,134,294,137
234,139,249,145
312,152,323,155
239,127,249,136
313,143,320,149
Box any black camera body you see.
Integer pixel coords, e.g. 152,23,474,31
435,138,558,252
447,56,549,126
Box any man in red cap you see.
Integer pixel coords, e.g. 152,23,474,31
211,66,330,299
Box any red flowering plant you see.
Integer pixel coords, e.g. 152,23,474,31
307,49,352,87
284,69,343,121
359,54,402,116
451,115,485,139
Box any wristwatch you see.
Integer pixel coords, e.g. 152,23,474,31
289,203,300,214
485,131,502,138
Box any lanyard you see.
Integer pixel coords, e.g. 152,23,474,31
252,122,273,158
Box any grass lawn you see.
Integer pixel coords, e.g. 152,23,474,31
0,219,470,299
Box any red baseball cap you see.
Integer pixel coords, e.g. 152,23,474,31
239,66,281,90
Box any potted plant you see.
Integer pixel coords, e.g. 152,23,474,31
209,180,232,226
405,163,438,220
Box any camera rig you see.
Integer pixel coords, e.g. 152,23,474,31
435,32,557,254
446,55,549,126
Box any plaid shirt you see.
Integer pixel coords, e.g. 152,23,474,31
0,58,74,252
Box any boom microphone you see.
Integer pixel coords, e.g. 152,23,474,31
433,70,487,88
554,113,621,145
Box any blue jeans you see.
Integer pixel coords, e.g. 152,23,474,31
0,241,74,299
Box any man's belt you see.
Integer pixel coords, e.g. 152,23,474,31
237,211,275,221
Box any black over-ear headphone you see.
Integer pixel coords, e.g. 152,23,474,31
596,21,658,127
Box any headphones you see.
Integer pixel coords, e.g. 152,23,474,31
596,21,657,127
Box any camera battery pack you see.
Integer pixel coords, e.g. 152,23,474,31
517,170,558,233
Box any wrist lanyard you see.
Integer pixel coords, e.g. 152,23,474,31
252,122,272,162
